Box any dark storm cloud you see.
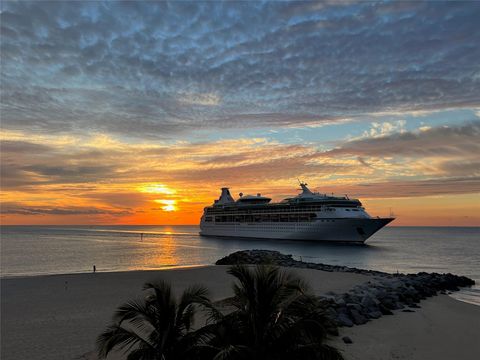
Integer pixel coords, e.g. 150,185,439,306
1,1,479,137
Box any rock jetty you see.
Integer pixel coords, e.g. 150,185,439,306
216,250,475,327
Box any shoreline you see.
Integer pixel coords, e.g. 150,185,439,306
2,259,479,307
2,253,479,360
0,263,212,280
1,265,372,360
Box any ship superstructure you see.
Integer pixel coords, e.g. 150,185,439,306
199,183,394,243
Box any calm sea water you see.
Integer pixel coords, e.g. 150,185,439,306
1,225,479,305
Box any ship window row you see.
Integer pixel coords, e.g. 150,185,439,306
214,213,316,223
205,206,362,215
206,208,337,215
203,219,339,228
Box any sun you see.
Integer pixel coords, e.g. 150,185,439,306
154,199,177,212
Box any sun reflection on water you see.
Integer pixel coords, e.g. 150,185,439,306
127,228,180,270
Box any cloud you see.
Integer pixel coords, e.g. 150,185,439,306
170,156,354,185
0,140,53,153
1,161,118,189
178,92,221,106
327,120,480,158
85,192,152,208
360,120,406,139
0,202,132,216
319,177,480,199
438,161,480,177
1,1,479,138
2,121,478,206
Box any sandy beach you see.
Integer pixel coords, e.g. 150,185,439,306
334,294,480,360
1,266,479,360
1,266,369,360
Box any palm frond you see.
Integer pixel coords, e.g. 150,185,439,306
144,280,176,312
203,300,226,324
227,265,257,310
115,299,155,325
212,344,251,360
126,343,158,360
176,284,211,330
96,323,152,359
143,280,177,332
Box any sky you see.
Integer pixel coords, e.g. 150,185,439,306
1,0,479,226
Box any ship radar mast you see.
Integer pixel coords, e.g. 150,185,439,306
299,182,314,195
297,179,314,196
296,180,331,198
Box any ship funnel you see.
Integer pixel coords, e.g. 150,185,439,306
216,187,235,205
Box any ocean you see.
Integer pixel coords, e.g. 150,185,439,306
1,225,479,305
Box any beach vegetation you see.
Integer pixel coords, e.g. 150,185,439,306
97,265,343,360
197,265,343,360
96,280,211,360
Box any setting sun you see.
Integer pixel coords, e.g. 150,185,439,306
154,199,177,212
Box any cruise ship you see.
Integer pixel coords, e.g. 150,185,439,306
199,183,394,243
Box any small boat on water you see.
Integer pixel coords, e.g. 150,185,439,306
199,182,394,243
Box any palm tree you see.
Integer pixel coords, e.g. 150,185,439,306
97,280,212,360
200,265,343,360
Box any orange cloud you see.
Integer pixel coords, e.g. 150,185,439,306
1,124,479,226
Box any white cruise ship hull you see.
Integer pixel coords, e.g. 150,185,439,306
200,217,394,243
